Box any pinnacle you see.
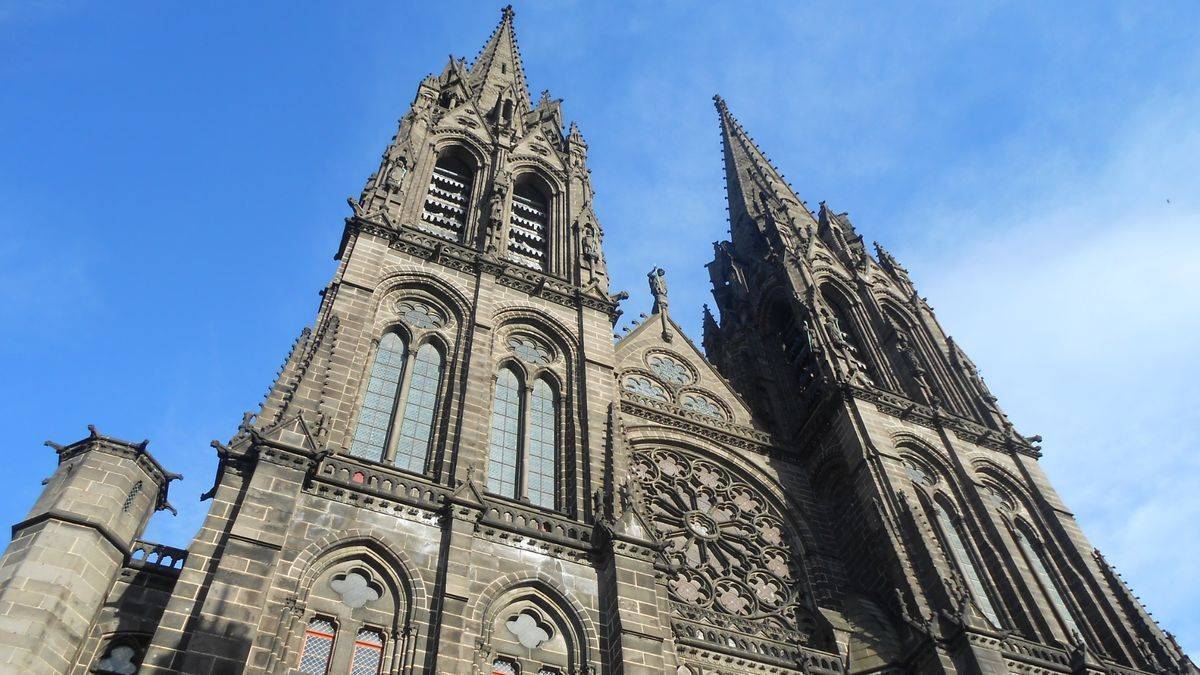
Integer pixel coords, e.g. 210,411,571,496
468,3,531,106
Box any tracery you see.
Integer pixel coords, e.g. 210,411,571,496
629,446,812,638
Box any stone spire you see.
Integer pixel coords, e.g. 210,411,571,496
468,5,531,111
713,95,816,253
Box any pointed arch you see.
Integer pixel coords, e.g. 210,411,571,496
421,145,479,242
487,367,523,499
507,173,552,271
818,281,878,379
468,574,598,673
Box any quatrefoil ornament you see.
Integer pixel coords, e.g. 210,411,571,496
505,610,552,649
329,570,382,609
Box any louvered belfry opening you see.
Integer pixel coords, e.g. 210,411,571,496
420,153,473,242
506,181,549,271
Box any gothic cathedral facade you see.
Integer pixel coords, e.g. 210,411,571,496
0,7,1193,675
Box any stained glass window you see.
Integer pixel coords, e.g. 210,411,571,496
934,503,1001,628
509,336,551,365
491,659,518,675
649,354,692,385
1017,531,1081,638
392,344,442,474
397,300,444,329
487,369,522,498
349,333,407,462
681,393,724,420
624,376,667,401
526,379,557,509
350,628,384,675
298,618,336,675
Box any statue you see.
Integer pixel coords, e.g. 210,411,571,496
648,267,669,314
581,222,607,290
484,182,508,255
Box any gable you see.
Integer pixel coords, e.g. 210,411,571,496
613,311,759,429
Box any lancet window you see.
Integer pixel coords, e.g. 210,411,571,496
932,502,1002,628
421,152,474,242
507,180,549,271
348,330,445,473
1015,527,1082,639
486,366,560,509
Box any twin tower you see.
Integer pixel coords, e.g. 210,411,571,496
0,6,1192,675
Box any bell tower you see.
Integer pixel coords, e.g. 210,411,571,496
135,6,624,674
703,96,1193,674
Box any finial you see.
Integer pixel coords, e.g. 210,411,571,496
501,4,514,21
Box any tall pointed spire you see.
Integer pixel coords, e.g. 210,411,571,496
713,95,815,250
468,5,531,109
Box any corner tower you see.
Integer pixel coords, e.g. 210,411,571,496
0,428,177,674
704,96,1195,674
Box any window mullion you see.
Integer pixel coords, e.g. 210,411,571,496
517,380,531,501
384,350,418,465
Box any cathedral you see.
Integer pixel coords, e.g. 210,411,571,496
0,6,1194,675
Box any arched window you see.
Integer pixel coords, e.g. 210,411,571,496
526,379,558,509
349,333,443,473
932,502,1002,627
350,627,385,675
421,153,474,242
507,181,549,271
883,306,928,400
392,343,443,473
299,617,336,675
1015,527,1081,639
820,286,876,380
487,368,522,498
486,369,560,509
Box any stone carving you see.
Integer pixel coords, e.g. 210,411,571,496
647,267,669,314
505,610,552,649
95,644,138,675
329,570,382,609
630,447,807,633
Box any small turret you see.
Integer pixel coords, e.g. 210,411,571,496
0,427,178,674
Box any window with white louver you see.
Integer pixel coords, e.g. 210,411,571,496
507,183,548,270
420,155,472,242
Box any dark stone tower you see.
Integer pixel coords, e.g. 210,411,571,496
702,95,1196,674
0,428,178,674
0,7,1194,675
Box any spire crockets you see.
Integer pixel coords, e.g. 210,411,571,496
713,95,816,253
468,5,531,112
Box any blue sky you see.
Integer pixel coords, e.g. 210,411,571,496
2,0,1198,657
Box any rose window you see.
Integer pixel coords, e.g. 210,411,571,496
680,393,725,421
648,354,693,385
624,375,668,401
630,447,809,632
